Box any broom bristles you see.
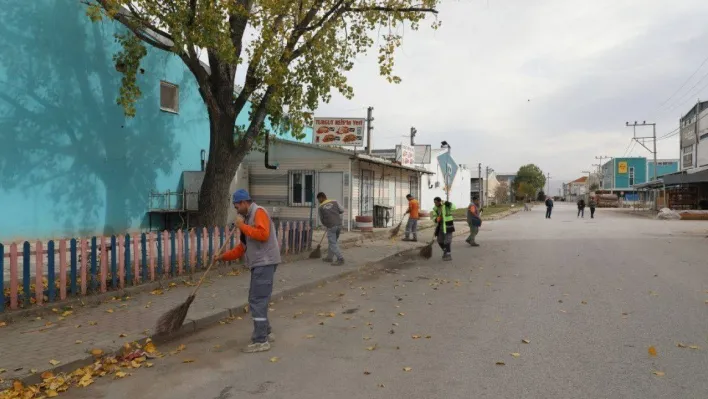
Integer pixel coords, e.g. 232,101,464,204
155,294,195,335
419,242,434,259
389,224,401,238
309,245,322,259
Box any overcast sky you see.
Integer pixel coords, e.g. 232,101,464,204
309,0,708,195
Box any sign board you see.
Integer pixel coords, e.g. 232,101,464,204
436,151,458,191
313,118,366,146
399,144,415,166
617,161,628,174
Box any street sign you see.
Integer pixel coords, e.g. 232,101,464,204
437,151,458,191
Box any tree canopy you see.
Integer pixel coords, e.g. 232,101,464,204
513,164,545,193
84,0,441,226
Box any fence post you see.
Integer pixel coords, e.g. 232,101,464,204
10,243,18,309
35,241,43,306
149,232,155,281
100,237,107,293
90,237,97,292
141,233,148,283
118,238,125,289
80,239,87,296
110,236,117,289
59,239,67,300
22,242,30,307
125,234,132,286
156,231,163,276
133,235,139,285
47,241,56,303
189,229,196,272
162,230,169,277
220,226,225,248
177,230,184,275
196,228,203,269
70,239,77,296
0,243,4,312
208,227,214,262
170,230,176,276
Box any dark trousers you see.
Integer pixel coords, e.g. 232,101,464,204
590,207,596,218
249,264,278,343
437,232,452,254
578,208,585,217
546,207,552,218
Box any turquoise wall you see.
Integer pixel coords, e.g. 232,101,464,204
0,1,310,242
613,158,647,189
647,161,679,181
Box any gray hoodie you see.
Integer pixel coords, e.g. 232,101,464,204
318,200,344,228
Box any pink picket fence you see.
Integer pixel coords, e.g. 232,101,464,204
0,221,312,313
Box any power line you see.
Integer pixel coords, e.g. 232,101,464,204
656,54,708,109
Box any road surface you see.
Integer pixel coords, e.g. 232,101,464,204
66,204,708,399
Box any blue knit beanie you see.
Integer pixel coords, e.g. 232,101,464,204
232,189,251,203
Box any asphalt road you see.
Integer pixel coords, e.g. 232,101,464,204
66,204,708,399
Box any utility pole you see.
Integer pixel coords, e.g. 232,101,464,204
595,155,611,189
410,127,417,146
478,163,482,206
546,172,551,197
485,166,494,207
366,106,374,155
625,121,657,182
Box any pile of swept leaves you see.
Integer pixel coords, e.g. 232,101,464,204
0,339,160,399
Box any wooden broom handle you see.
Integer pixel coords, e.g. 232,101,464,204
191,225,239,297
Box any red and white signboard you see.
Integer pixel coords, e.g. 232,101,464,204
313,117,366,146
400,144,415,166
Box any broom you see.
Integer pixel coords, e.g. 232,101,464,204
309,233,326,259
155,225,238,335
388,215,407,239
419,224,439,259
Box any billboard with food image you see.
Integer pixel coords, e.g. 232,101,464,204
313,117,366,146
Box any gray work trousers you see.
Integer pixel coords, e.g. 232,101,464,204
437,231,453,254
404,218,418,239
249,264,277,343
326,225,343,260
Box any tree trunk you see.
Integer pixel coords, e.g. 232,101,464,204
197,111,243,228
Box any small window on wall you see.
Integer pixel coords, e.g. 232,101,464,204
289,170,315,207
160,81,179,113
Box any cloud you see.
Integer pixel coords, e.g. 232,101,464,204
313,0,708,183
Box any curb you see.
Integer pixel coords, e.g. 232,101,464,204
4,226,468,390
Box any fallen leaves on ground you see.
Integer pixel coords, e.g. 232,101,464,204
119,333,128,338
150,289,164,296
304,335,315,339
363,371,371,375
411,335,421,339
677,343,701,350
648,346,658,357
510,353,521,358
1,340,161,398
495,361,506,366
181,359,195,364
521,339,530,344
652,371,665,377
49,360,60,366
91,349,104,357
105,309,114,314
0,322,6,328
269,357,279,363
144,341,157,354
403,367,412,372
88,321,98,326
366,344,378,351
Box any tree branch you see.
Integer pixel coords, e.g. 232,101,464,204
346,6,438,14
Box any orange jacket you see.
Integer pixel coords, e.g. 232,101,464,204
221,209,271,261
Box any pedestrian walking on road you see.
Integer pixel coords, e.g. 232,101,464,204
317,192,345,266
466,196,482,246
577,199,586,218
545,197,554,219
589,197,597,219
403,194,419,242
433,197,455,261
218,189,281,353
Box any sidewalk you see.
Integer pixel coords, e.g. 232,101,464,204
0,221,467,389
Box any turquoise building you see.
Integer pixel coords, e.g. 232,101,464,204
600,157,679,193
0,1,310,241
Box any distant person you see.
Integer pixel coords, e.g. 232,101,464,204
545,197,554,219
589,197,597,219
466,196,482,246
577,199,586,218
432,197,455,261
403,194,419,242
317,192,345,266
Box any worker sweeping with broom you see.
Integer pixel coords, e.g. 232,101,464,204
216,189,281,353
432,197,455,261
402,194,420,242
317,192,345,266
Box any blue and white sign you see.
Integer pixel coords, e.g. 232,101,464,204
437,151,458,190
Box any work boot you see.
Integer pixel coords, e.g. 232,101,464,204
442,253,452,261
402,237,412,242
331,259,345,266
322,257,333,263
470,242,480,247
242,341,271,353
268,333,276,342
